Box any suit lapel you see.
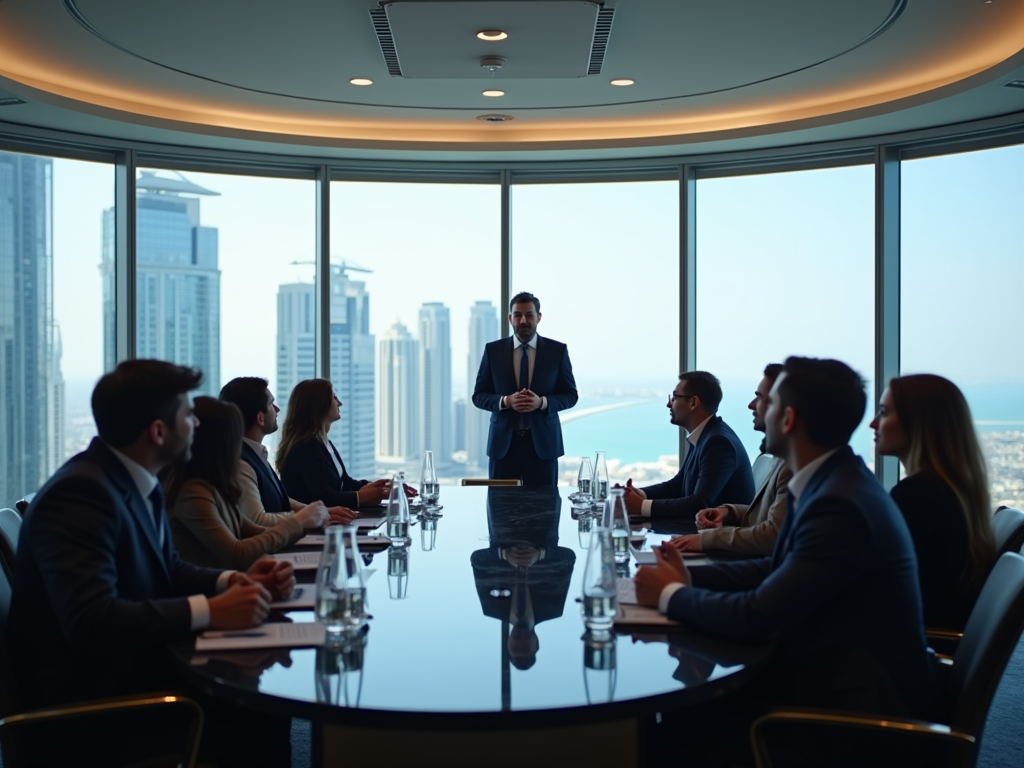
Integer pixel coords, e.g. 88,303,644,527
503,336,518,392
92,441,171,580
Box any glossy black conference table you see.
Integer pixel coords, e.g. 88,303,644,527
170,486,775,767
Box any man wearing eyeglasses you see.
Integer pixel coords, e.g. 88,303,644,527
622,370,754,519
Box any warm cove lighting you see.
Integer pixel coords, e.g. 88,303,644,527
349,78,373,86
482,89,505,97
610,78,635,86
477,30,508,41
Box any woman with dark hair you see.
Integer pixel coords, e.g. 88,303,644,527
277,379,391,509
165,396,326,570
871,374,996,630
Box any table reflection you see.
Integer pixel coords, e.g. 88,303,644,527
316,628,368,708
471,488,576,706
191,648,294,690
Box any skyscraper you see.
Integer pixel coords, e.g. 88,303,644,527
103,171,221,393
377,320,420,465
276,265,376,479
419,302,452,466
0,151,63,502
466,300,498,472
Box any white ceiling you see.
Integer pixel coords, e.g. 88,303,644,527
0,0,1023,161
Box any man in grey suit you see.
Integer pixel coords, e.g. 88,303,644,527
670,363,792,556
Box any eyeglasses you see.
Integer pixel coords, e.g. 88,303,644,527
669,392,696,403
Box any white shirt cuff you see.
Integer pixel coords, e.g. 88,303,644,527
188,595,210,631
641,499,653,517
658,583,685,614
216,571,236,593
499,397,508,410
541,396,548,410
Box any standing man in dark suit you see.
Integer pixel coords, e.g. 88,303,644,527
623,370,754,519
220,376,354,524
8,360,296,765
472,292,578,486
634,357,936,722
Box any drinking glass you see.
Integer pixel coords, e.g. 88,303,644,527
581,525,617,634
603,487,631,565
582,632,617,705
388,546,409,599
386,471,410,547
420,450,440,512
314,525,367,633
592,451,610,506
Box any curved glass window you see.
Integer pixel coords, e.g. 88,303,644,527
902,145,1024,508
696,166,876,466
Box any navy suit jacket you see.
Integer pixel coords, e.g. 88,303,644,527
642,415,755,518
7,438,224,706
471,335,578,460
280,438,367,509
666,447,936,717
241,441,291,513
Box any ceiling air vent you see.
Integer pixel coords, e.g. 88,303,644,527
369,6,403,77
587,7,615,76
1003,80,1024,90
0,97,27,107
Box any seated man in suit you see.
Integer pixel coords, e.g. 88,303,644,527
670,363,792,556
8,360,297,766
219,376,354,525
623,371,754,519
635,357,936,723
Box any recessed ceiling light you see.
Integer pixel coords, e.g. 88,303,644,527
482,90,505,97
349,78,373,86
477,114,514,122
610,79,635,86
477,30,508,41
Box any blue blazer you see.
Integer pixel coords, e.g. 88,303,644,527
279,438,367,509
642,415,755,518
471,335,578,461
241,441,291,513
7,438,224,706
666,447,936,717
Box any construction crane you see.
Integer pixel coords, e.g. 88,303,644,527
289,259,372,275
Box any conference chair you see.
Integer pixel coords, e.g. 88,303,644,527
0,509,19,583
461,478,523,487
750,551,1024,768
13,493,33,516
992,507,1024,556
750,453,775,491
0,544,204,768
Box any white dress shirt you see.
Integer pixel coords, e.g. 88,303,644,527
107,444,233,630
640,414,713,517
499,334,548,412
242,436,272,467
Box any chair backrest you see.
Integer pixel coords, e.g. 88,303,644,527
750,453,775,491
0,509,21,583
460,478,522,487
948,552,1024,740
992,507,1024,556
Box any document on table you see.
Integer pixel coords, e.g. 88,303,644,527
631,544,710,565
295,533,388,547
617,578,639,605
195,622,326,651
614,604,682,628
271,551,322,569
270,569,376,609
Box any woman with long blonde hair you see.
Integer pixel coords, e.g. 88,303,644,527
871,374,995,630
277,379,391,509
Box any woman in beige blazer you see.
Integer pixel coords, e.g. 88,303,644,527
164,396,326,570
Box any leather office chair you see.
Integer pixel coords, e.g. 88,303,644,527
751,552,1024,768
0,542,204,768
0,509,20,583
750,453,775,490
992,507,1024,556
13,493,33,516
460,478,523,487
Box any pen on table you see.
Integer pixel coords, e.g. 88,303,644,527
206,631,268,639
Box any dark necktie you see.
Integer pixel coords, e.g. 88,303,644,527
517,344,530,430
148,485,166,548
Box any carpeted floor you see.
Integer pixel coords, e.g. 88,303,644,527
288,636,1024,768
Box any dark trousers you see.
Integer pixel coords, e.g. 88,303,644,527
489,432,558,486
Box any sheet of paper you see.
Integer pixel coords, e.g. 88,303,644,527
271,551,322,570
631,545,710,564
195,622,326,651
617,578,638,605
295,532,388,547
614,603,682,627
